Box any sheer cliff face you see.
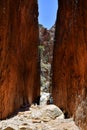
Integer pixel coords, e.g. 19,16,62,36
0,0,40,119
53,0,87,129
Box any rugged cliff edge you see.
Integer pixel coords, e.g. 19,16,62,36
0,0,40,119
52,1,87,130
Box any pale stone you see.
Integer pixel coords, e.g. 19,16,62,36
40,92,50,105
41,117,50,122
19,125,27,130
41,105,64,119
0,124,2,130
32,119,41,123
18,112,24,116
56,114,65,119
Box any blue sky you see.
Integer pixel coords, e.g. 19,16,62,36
38,0,58,29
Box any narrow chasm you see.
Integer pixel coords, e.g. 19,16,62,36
37,0,58,106
38,24,55,105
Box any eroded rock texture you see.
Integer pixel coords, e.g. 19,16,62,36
53,0,87,129
0,0,40,119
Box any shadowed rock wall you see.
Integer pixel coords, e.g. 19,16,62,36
0,0,40,119
53,0,87,129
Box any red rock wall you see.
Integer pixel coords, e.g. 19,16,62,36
53,0,87,129
0,0,40,119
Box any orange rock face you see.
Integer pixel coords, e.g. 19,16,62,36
0,0,40,119
52,0,87,129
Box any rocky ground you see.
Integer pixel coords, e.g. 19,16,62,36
0,105,80,130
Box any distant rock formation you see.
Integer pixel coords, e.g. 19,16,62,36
39,24,55,63
39,24,55,93
52,1,87,130
0,0,40,119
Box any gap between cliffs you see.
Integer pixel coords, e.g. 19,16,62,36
38,0,58,106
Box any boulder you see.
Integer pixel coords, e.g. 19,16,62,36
30,105,64,120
